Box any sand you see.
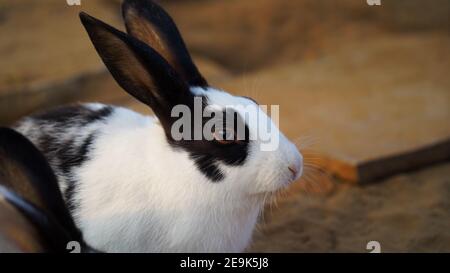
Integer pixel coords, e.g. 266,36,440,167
250,162,450,252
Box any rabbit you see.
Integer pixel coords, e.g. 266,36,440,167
0,127,96,252
13,0,303,252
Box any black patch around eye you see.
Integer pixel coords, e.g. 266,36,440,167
168,103,250,182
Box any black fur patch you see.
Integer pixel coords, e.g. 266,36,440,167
63,134,96,212
191,155,224,182
36,132,98,213
57,134,95,175
33,104,113,126
28,104,113,212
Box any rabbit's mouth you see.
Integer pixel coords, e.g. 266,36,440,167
250,186,293,209
250,176,298,198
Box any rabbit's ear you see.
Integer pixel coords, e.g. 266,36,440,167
80,12,195,134
0,185,71,252
0,128,82,245
0,186,97,253
122,0,207,87
0,188,46,252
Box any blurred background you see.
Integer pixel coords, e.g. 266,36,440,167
0,0,449,252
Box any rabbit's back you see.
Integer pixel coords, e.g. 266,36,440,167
14,103,125,211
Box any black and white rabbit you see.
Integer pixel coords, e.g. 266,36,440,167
14,0,303,252
0,127,95,252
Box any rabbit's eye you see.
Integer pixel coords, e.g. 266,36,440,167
213,128,238,145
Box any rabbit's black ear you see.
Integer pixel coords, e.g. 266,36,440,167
0,128,82,245
122,0,207,87
0,185,71,252
80,12,195,135
0,187,46,252
0,186,97,253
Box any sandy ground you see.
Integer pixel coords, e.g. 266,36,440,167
0,0,449,252
0,0,121,93
249,162,450,252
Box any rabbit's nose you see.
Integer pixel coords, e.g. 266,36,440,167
288,165,300,180
287,152,303,181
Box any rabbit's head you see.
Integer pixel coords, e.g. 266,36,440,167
80,0,302,197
